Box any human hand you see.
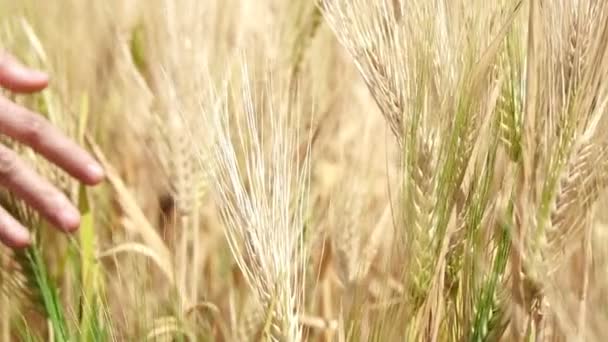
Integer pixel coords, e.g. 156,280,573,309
0,52,104,248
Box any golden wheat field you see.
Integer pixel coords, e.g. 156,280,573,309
1,0,608,341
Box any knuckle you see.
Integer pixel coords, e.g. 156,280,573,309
39,189,63,218
19,114,47,146
0,147,18,178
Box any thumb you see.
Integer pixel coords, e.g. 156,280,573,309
0,52,48,93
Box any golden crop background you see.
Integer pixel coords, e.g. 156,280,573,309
1,0,608,341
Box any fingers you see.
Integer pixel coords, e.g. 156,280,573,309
0,53,49,93
0,52,103,185
0,205,30,248
0,53,103,249
0,96,104,185
0,144,80,234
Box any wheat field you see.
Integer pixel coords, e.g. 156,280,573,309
1,0,608,341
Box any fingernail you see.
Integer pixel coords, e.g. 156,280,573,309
60,207,81,232
13,228,31,247
13,63,48,81
28,69,49,82
87,163,105,183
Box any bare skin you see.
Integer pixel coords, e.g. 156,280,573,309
0,52,104,248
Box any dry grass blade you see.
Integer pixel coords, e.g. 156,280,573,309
87,137,172,277
97,242,174,285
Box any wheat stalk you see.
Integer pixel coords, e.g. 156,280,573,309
200,58,311,342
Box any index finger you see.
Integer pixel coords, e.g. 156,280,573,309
0,96,104,185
